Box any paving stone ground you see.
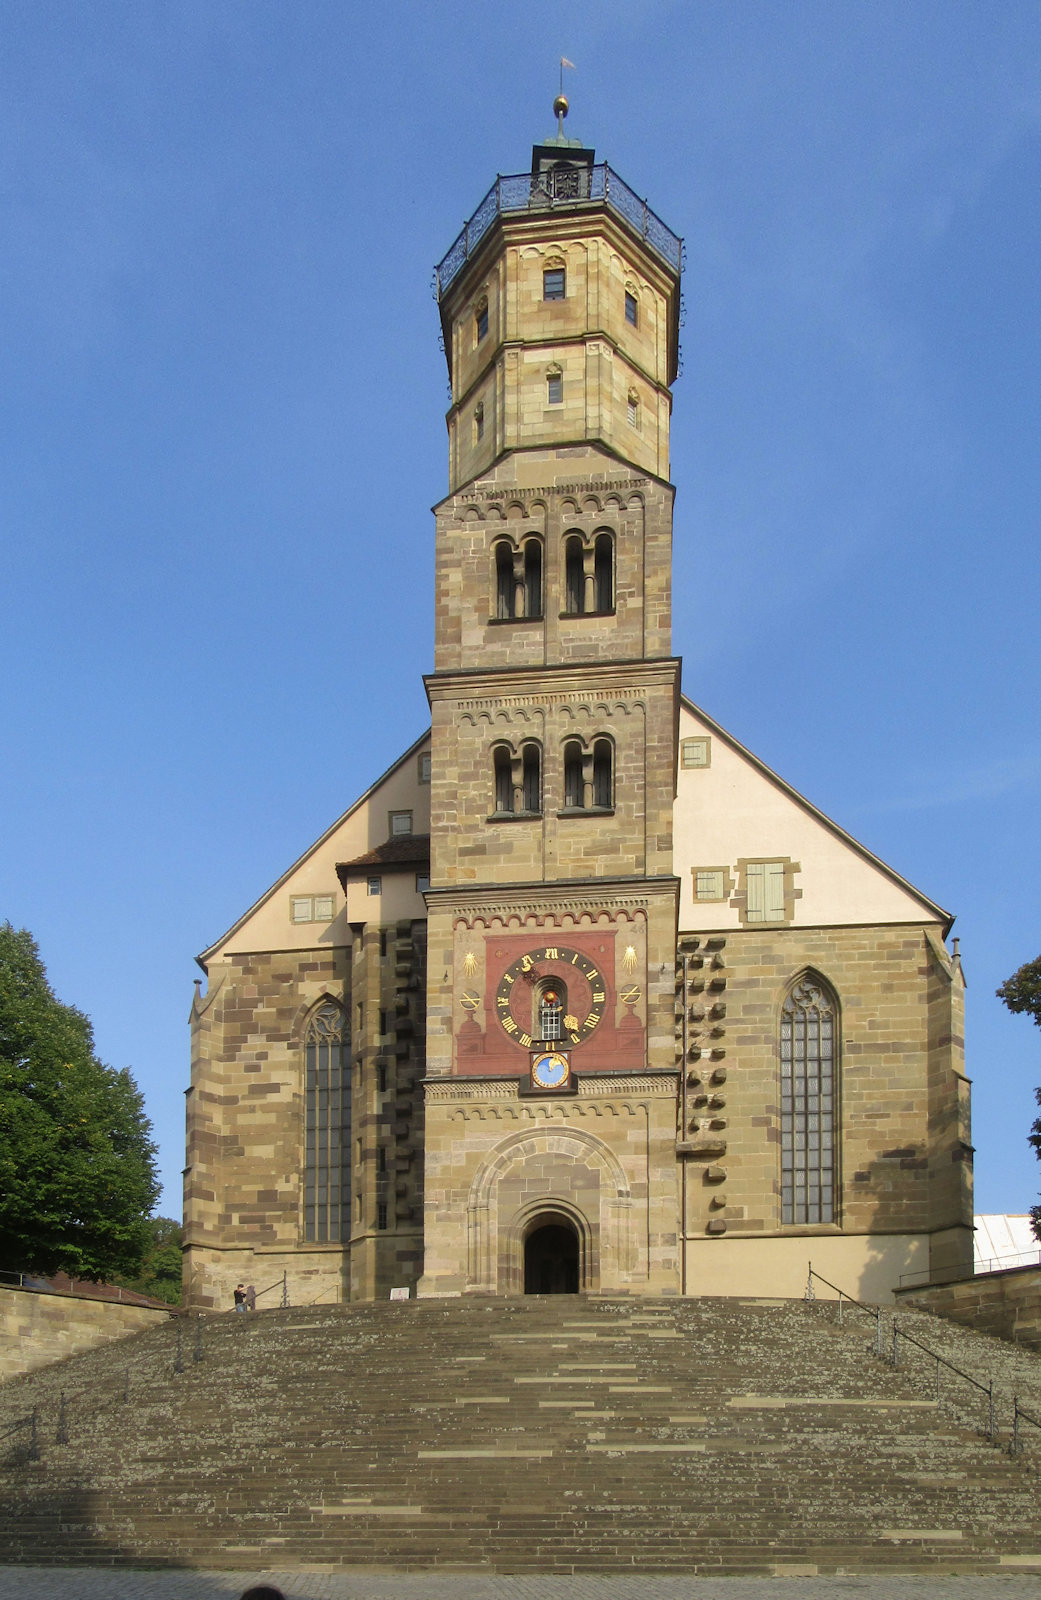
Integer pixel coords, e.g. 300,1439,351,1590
0,1570,1040,1599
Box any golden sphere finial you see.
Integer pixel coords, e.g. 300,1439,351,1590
553,93,569,120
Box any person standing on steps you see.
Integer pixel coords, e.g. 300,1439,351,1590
233,1283,247,1312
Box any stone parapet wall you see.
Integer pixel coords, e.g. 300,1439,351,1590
895,1264,1041,1350
0,1284,172,1383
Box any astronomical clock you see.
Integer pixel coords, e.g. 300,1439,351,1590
452,921,647,1081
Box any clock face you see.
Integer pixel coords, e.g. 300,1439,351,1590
531,1050,570,1090
494,945,607,1049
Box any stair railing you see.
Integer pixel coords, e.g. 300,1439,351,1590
807,1260,999,1443
252,1271,290,1308
805,1262,884,1357
1012,1397,1041,1455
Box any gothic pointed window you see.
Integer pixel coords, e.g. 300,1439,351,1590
304,1002,350,1244
781,979,837,1225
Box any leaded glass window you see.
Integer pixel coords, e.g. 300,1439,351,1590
781,980,836,1225
304,1002,351,1243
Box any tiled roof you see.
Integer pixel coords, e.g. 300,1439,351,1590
338,833,431,870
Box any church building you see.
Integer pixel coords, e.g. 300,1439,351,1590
183,105,972,1310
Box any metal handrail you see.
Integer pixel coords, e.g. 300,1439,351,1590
899,1249,1041,1289
805,1262,885,1356
252,1270,290,1308
435,163,683,297
807,1261,998,1441
1013,1397,1041,1455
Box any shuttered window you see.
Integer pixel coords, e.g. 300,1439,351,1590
746,860,785,922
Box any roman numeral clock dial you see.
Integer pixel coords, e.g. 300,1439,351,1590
494,947,606,1049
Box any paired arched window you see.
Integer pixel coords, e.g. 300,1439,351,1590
781,978,837,1225
492,741,542,816
562,736,613,812
562,531,614,616
493,538,542,621
303,1002,350,1243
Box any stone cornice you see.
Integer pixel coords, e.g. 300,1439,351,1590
424,1071,676,1102
424,875,680,921
425,658,681,705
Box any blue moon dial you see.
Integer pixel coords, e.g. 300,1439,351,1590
531,1051,570,1089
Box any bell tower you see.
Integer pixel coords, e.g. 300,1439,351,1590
420,102,685,1296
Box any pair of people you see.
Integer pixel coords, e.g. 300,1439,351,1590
233,1282,256,1312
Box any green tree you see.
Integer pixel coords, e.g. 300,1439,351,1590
996,954,1041,1241
0,923,160,1279
113,1215,183,1305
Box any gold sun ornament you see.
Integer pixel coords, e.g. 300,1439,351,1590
462,951,478,977
622,944,638,973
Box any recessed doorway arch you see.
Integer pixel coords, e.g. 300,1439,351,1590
523,1210,581,1294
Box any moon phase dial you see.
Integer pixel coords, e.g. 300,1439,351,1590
494,946,607,1049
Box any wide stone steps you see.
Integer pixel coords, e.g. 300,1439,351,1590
0,1294,1039,1573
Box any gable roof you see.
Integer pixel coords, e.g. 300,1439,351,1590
196,729,430,969
679,693,952,934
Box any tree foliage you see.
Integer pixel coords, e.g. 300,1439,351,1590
0,923,160,1279
996,954,1041,1242
113,1215,183,1305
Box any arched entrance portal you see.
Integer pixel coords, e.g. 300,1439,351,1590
524,1218,580,1294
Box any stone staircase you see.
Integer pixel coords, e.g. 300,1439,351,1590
1,1294,1040,1575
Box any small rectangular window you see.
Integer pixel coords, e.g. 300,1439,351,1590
625,291,638,326
377,1201,388,1231
681,737,711,769
547,372,563,405
379,930,387,957
418,752,431,784
694,869,726,902
474,404,484,441
476,305,488,341
747,861,785,922
416,873,430,894
379,1009,388,1036
367,876,382,896
377,1063,387,1094
627,396,639,428
390,810,412,836
378,1145,387,1173
543,268,565,300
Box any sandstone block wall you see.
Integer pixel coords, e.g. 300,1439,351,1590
0,1286,170,1383
896,1265,1041,1350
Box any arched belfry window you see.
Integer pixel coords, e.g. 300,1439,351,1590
565,535,584,615
523,538,543,619
304,1002,351,1243
593,533,614,613
781,978,837,1225
495,541,514,620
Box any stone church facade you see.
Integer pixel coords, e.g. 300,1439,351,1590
183,109,972,1312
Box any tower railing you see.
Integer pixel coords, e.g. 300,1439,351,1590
435,164,683,297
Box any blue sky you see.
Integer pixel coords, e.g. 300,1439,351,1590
1,1,1039,1226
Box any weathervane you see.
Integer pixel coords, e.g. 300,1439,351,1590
556,55,575,134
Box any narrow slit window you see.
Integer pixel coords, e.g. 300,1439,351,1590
495,542,514,619
523,539,542,619
593,534,613,613
476,302,488,342
565,536,584,615
564,741,584,809
547,371,563,405
624,290,638,326
592,739,613,809
521,743,541,814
